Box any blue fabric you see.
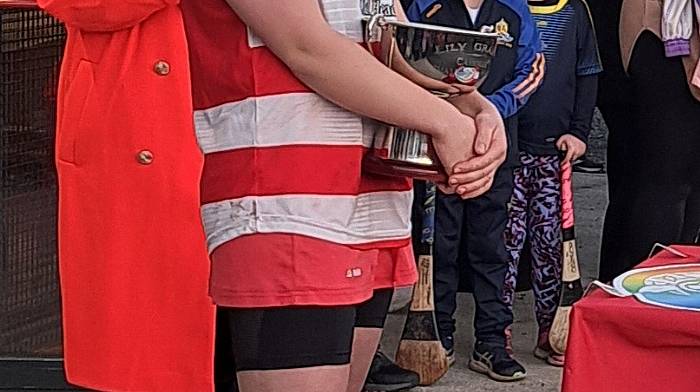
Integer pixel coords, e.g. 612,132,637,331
484,0,542,118
406,0,432,20
518,0,603,155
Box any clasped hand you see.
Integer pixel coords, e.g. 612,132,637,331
431,91,507,199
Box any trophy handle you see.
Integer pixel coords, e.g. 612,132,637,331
364,14,389,59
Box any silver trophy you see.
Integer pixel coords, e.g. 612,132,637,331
361,4,499,180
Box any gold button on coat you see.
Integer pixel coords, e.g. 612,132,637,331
137,150,154,165
153,60,170,76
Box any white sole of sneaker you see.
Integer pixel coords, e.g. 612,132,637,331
446,351,456,367
468,359,527,382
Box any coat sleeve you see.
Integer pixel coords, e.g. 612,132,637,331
662,0,693,57
37,0,178,32
484,0,542,119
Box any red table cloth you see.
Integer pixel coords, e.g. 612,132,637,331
562,245,700,392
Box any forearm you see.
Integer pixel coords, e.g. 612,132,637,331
227,0,464,139
449,90,499,118
569,74,598,142
279,34,461,139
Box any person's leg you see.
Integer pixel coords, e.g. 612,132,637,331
591,0,638,282
347,289,394,392
226,306,355,392
466,167,515,345
681,132,700,243
433,190,466,346
215,308,238,392
503,163,530,314
465,167,526,382
525,156,562,351
682,186,700,243
502,161,531,354
364,286,420,392
374,285,412,356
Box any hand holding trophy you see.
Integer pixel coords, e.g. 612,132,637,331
360,1,501,189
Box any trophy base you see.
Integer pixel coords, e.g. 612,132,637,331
363,155,447,182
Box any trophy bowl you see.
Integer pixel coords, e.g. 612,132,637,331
363,17,499,181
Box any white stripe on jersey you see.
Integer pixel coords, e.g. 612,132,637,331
201,190,413,252
194,93,377,154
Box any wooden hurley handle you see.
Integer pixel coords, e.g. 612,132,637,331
549,306,572,354
410,255,435,312
562,239,581,282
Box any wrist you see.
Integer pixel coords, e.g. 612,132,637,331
428,102,463,141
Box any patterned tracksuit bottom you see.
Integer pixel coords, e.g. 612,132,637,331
503,152,563,334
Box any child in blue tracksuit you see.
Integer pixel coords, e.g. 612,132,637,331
408,0,542,382
502,0,602,367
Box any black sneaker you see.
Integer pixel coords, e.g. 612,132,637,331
364,352,420,392
441,335,456,367
572,157,605,174
468,341,527,382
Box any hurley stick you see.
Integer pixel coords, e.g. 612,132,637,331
396,182,449,385
549,160,584,355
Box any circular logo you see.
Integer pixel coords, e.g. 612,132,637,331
454,66,480,85
613,264,700,311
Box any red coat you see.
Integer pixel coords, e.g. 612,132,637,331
37,1,215,390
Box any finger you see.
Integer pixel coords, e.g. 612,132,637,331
555,138,565,150
474,114,497,155
448,153,502,186
559,140,568,152
450,84,477,94
452,141,506,175
436,182,456,194
456,174,495,199
452,152,499,176
565,147,575,163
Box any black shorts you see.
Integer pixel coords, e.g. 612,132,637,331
217,289,393,371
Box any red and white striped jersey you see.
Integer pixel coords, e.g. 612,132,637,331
181,0,417,307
